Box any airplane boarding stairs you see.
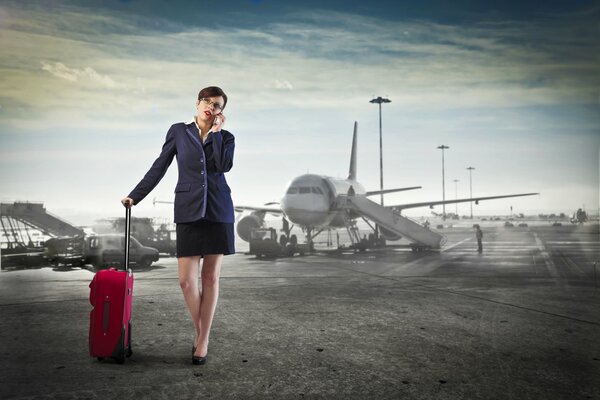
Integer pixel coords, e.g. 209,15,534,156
344,196,446,249
1,202,84,238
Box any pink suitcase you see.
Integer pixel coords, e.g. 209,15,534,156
89,206,134,363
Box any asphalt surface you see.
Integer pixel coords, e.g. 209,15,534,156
1,223,599,399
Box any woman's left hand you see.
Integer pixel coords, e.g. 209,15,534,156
210,113,226,132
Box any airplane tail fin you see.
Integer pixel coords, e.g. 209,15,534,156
348,121,357,181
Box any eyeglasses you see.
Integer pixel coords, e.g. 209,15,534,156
200,98,223,112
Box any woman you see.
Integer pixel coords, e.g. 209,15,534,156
121,86,235,365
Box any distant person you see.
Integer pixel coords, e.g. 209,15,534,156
475,225,483,253
576,208,587,224
121,86,234,366
281,217,290,239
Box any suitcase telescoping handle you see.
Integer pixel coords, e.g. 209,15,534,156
124,205,131,271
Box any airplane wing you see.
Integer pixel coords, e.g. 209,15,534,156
388,193,539,211
234,206,283,214
153,198,283,215
366,186,422,196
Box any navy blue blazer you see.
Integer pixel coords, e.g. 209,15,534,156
128,122,235,224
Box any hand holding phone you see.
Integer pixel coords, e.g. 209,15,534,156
211,113,225,132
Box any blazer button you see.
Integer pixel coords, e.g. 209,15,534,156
200,170,204,174
200,159,204,163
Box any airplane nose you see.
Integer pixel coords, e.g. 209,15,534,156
282,193,330,226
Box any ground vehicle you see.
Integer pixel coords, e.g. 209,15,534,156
146,225,176,256
571,208,588,224
93,218,176,256
44,236,86,267
84,234,159,268
1,242,44,268
249,228,307,258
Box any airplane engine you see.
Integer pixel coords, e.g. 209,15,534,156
378,225,402,241
236,212,265,242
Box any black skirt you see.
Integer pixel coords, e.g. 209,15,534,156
176,219,235,257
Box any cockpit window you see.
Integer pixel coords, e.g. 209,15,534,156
289,186,325,195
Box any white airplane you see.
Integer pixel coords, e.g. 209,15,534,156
235,122,539,250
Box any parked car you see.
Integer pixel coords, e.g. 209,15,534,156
84,234,159,269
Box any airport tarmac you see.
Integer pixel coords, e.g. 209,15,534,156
1,224,599,399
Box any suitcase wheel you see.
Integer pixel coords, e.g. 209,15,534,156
126,348,133,358
116,355,125,364
97,357,105,362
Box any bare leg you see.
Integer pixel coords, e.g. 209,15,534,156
178,256,202,345
194,254,223,357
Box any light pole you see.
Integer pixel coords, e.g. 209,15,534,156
437,145,450,220
370,96,391,207
453,179,459,216
467,166,475,219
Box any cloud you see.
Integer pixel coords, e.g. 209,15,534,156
40,61,120,88
0,5,595,136
0,2,597,215
275,79,294,90
0,4,595,114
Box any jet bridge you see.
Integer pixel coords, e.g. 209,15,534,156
344,196,446,249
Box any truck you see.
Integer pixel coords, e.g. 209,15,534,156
43,236,86,267
43,234,160,269
249,228,308,258
146,224,177,256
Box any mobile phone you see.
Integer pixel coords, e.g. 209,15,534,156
213,116,220,126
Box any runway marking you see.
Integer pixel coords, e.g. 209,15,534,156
461,245,536,248
479,242,540,245
559,256,587,278
441,238,471,252
533,233,560,281
378,254,446,276
312,258,600,327
403,281,600,327
531,253,540,275
546,241,600,245
445,251,537,256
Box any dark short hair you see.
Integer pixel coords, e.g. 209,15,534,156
198,86,228,110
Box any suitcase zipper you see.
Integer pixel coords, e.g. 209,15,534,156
103,297,110,333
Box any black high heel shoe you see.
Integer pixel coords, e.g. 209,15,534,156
192,353,207,365
192,343,207,365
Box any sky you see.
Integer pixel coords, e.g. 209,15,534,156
0,0,599,226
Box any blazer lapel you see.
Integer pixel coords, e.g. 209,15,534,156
185,124,203,148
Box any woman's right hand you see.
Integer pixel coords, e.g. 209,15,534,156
121,197,135,208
